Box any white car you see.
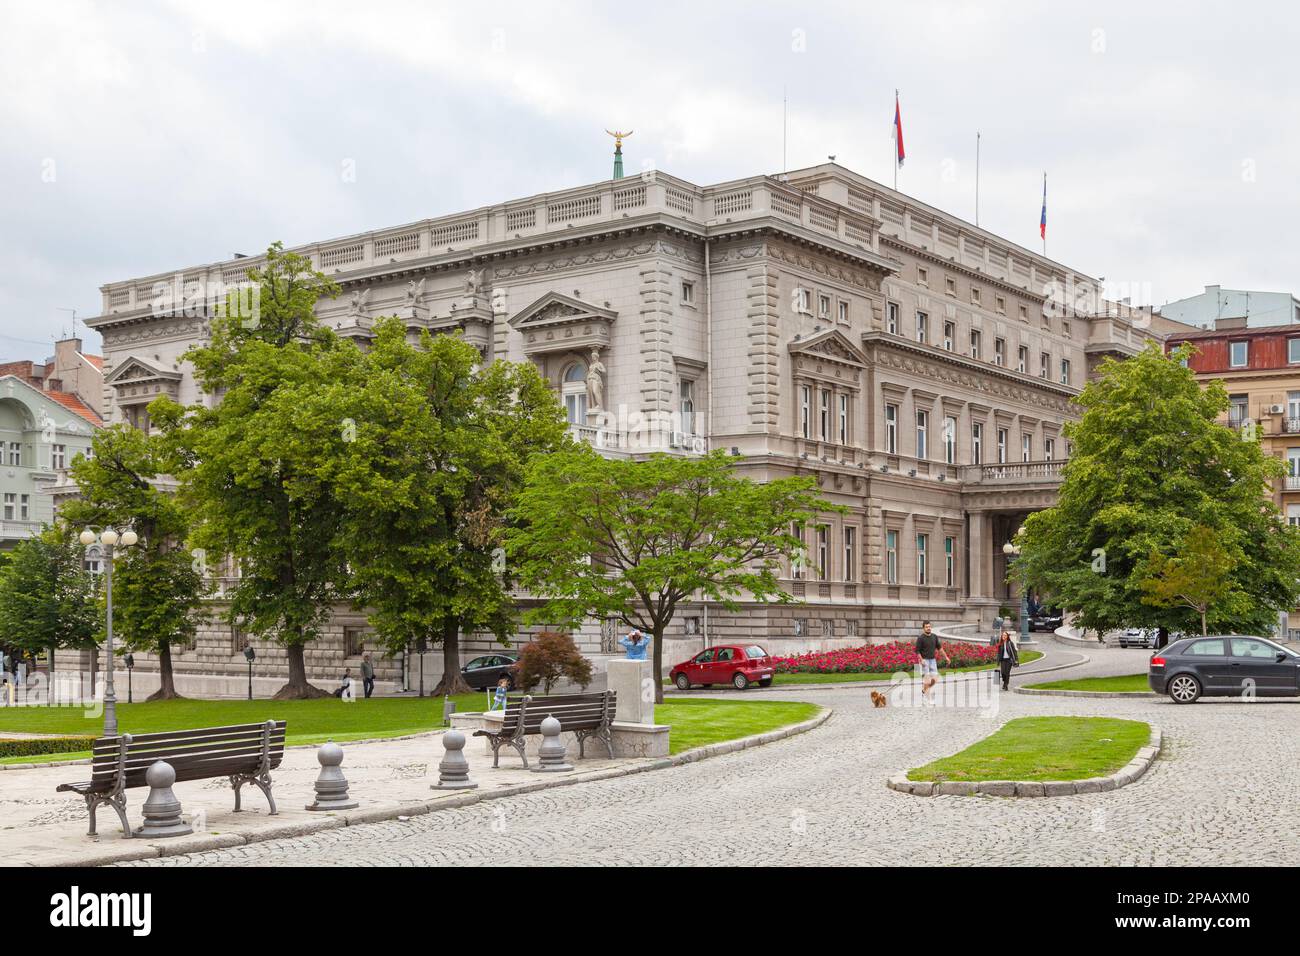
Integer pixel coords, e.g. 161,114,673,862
1118,628,1156,648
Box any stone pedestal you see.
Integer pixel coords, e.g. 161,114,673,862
607,658,654,725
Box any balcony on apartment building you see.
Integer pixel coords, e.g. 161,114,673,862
0,519,43,544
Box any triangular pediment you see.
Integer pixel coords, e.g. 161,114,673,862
788,328,867,368
509,291,617,330
104,355,182,385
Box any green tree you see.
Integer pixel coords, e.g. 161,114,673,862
507,448,831,703
153,242,347,699
1017,343,1300,636
313,318,567,695
0,526,97,668
62,424,206,699
512,631,593,695
1139,524,1244,636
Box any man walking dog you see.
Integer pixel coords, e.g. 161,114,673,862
915,621,950,704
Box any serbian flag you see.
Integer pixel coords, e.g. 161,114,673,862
893,91,905,167
1039,172,1047,239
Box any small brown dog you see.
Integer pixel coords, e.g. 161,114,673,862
870,690,887,708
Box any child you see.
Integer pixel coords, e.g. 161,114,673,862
490,676,509,711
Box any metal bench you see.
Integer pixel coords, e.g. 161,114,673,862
56,719,286,837
474,691,616,769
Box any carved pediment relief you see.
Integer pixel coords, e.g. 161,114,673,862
789,328,867,386
104,356,182,388
510,291,616,356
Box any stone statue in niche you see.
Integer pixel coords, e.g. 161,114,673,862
586,347,606,410
406,278,425,306
465,268,483,296
348,287,370,317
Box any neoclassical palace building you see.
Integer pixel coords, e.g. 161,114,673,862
82,162,1182,691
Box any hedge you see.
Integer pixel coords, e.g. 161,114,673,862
0,736,97,759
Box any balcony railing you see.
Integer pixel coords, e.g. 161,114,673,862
1286,476,1300,492
0,519,42,540
967,460,1066,482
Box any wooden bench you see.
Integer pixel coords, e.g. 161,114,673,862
474,691,616,769
56,720,286,837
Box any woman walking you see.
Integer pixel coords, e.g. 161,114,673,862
995,629,1019,691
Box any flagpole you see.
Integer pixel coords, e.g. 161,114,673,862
975,132,980,226
893,89,899,191
1042,171,1047,256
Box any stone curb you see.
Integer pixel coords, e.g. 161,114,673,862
886,724,1162,799
45,705,831,867
1015,686,1157,699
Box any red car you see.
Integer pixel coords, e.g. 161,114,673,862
670,644,775,691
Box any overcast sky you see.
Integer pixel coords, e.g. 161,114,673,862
2,0,1297,361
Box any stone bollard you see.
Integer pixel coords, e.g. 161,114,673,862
305,741,359,811
433,729,478,790
134,760,195,839
532,715,573,773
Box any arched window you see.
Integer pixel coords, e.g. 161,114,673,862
562,362,587,424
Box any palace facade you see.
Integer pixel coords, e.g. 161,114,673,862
80,162,1180,692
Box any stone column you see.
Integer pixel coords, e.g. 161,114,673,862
607,659,654,724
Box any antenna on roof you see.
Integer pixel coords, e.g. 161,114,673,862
56,307,77,340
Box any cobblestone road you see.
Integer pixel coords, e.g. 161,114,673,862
120,642,1300,866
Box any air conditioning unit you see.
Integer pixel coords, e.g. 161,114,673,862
1269,404,1285,415
669,431,685,448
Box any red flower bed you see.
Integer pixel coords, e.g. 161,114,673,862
771,640,997,674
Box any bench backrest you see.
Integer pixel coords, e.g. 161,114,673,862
496,692,616,736
90,720,287,790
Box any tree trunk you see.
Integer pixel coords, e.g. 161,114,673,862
431,619,473,696
1201,611,1207,636
653,626,664,705
272,641,329,699
146,643,185,701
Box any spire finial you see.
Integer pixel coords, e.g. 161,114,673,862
606,129,632,179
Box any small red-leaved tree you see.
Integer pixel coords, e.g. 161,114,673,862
512,632,593,695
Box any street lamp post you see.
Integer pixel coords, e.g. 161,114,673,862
1002,526,1036,647
79,525,138,736
243,644,256,700
125,653,134,704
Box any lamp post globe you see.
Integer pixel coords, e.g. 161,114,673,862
100,529,118,547
120,530,138,547
79,528,96,546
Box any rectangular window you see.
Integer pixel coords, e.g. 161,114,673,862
838,300,849,324
1017,346,1028,373
918,267,929,286
997,428,1008,463
19,494,28,520
1063,321,1072,338
800,386,811,438
1289,505,1300,528
943,321,955,351
945,536,956,587
6,442,18,467
1040,352,1050,379
343,626,367,658
969,329,981,359
972,423,983,464
994,338,1005,366
916,410,928,459
816,525,829,580
796,288,810,313
1019,304,1028,321
1289,338,1300,364
791,522,805,579
885,403,898,454
996,295,1006,314
2,494,13,521
916,534,928,585
679,379,695,435
945,276,956,296
1230,341,1248,368
1060,358,1071,385
838,394,849,445
971,288,981,306
681,280,695,304
52,444,66,470
793,618,806,636
1044,438,1056,461
1289,391,1300,425
943,415,957,464
885,530,899,584
843,527,856,582
916,312,928,344
818,293,831,319
1022,433,1032,462
1229,395,1248,426
819,389,831,440
887,301,900,334
1289,448,1300,478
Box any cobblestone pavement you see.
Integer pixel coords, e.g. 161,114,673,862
120,646,1300,866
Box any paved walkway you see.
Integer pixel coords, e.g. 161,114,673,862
118,641,1299,867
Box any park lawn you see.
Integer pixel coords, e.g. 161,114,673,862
0,694,820,763
907,716,1150,783
656,697,820,755
771,650,1043,685
1027,673,1150,693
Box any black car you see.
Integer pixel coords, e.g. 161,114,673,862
461,653,518,690
1149,635,1300,703
1029,609,1064,632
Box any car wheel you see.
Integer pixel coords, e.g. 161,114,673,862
732,672,749,690
1168,673,1201,704
674,673,690,691
759,678,773,687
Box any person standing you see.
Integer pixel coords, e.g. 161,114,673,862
915,621,950,703
360,652,375,699
619,629,650,661
995,629,1019,691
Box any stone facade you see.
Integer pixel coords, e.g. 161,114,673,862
80,162,1176,685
